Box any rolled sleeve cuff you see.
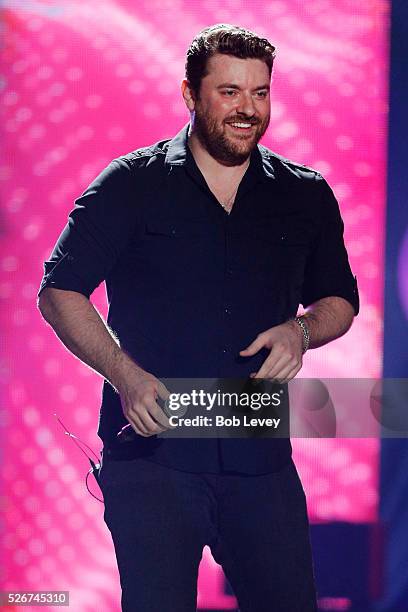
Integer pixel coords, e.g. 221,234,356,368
37,253,99,299
302,274,360,316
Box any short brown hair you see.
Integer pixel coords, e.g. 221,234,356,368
185,24,276,95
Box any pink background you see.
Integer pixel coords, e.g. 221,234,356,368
1,1,388,609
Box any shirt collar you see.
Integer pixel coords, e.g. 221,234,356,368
164,122,276,180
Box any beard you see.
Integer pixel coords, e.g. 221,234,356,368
192,103,270,166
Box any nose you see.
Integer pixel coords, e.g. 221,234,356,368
235,91,256,117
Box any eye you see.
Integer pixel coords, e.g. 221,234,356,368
255,91,268,99
222,89,237,97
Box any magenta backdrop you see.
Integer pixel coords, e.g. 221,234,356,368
1,1,388,609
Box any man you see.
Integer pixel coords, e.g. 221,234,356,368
37,24,359,612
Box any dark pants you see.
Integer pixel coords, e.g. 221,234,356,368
99,455,318,612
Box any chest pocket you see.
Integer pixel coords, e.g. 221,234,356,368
247,218,313,284
141,217,215,280
145,217,208,239
254,218,312,247
280,227,312,264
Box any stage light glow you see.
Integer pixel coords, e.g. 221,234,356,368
1,1,388,609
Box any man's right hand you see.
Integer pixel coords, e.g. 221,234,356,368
37,288,173,437
117,371,173,437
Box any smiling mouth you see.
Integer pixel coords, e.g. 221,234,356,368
226,122,257,136
227,121,256,129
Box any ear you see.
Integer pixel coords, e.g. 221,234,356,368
181,79,196,112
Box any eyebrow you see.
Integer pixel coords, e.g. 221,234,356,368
216,83,270,91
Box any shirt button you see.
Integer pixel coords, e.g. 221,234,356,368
222,348,228,354
226,268,233,276
224,308,231,315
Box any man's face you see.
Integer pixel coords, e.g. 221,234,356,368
191,53,271,165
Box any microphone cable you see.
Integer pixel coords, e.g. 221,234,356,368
54,414,104,503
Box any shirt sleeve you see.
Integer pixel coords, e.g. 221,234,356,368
301,174,360,315
38,157,138,299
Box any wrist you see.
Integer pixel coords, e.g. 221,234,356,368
293,316,310,354
109,348,146,393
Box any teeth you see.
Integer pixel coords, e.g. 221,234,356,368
230,123,252,128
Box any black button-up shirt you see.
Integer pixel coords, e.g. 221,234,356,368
38,123,359,474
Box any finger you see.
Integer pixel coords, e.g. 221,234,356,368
131,387,168,433
149,400,174,430
145,393,173,430
132,401,167,435
257,349,299,380
278,363,303,385
254,352,287,380
266,360,302,384
153,381,175,426
251,341,288,379
130,406,168,438
156,380,171,402
268,359,299,379
129,414,151,437
120,396,151,437
146,406,170,433
249,374,266,386
239,334,266,357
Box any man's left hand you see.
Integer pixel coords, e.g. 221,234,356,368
239,320,304,383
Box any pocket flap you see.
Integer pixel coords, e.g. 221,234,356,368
145,217,207,238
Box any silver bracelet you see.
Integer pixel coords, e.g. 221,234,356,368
294,316,310,354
